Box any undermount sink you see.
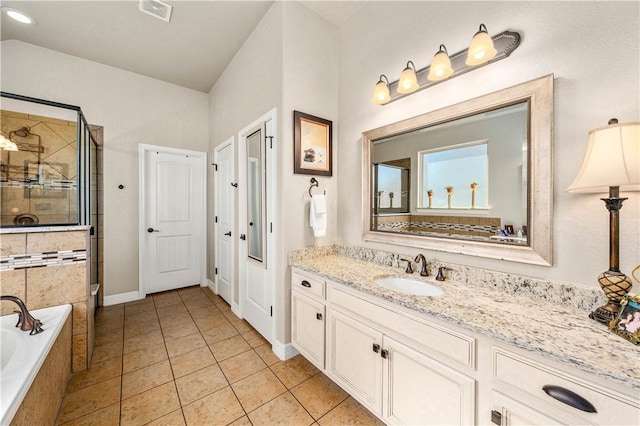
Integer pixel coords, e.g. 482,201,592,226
374,276,444,297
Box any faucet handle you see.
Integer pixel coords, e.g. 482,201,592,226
436,266,450,281
400,258,414,274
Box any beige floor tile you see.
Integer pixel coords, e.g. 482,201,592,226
56,376,121,424
162,321,200,341
175,364,229,405
120,381,181,426
125,297,155,308
170,346,216,378
218,350,267,383
146,409,186,426
67,356,122,392
153,291,183,308
210,335,251,361
156,303,189,318
227,416,252,426
94,315,124,333
122,359,174,399
94,327,123,347
254,344,281,366
228,318,253,334
247,392,314,426
91,341,123,364
124,309,158,324
270,355,320,389
95,305,124,319
184,297,214,311
123,330,164,354
122,342,168,374
194,313,229,330
165,332,207,358
201,323,239,344
179,288,208,303
124,301,156,316
58,402,120,426
188,305,222,320
158,311,193,328
231,368,287,412
291,373,349,419
182,386,245,426
123,316,161,339
241,329,268,348
317,397,384,426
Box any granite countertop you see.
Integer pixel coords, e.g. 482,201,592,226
291,253,640,390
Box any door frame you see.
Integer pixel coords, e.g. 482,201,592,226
237,108,277,340
213,137,236,308
138,143,207,299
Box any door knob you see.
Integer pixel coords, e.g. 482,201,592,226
224,231,232,236
147,228,159,233
240,234,246,240
249,222,254,226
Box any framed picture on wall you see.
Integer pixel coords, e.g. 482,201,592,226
610,294,640,345
293,110,332,176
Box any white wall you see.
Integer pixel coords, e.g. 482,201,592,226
337,2,640,289
208,1,338,346
1,40,209,297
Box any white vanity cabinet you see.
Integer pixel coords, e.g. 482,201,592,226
326,281,476,425
291,269,326,369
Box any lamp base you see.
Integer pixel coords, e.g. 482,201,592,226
590,270,633,325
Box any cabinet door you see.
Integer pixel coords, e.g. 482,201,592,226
383,336,475,425
327,309,383,416
291,291,325,369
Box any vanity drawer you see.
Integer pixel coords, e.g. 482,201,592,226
291,269,325,300
493,348,640,425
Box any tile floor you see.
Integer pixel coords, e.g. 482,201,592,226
55,286,384,425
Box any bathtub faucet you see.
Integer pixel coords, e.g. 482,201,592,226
1,295,43,335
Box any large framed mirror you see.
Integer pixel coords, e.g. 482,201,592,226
362,74,553,265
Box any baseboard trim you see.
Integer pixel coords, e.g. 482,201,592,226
207,278,216,294
272,341,299,361
103,291,141,306
231,303,241,318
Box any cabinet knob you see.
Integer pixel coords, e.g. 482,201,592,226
490,410,502,425
372,343,380,353
381,349,389,359
542,385,597,413
316,312,323,320
301,280,311,288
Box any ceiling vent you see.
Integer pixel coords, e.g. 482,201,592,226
139,0,172,23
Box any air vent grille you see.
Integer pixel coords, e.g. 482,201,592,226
139,0,172,23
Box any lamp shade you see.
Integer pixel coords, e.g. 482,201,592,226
567,120,640,193
0,135,18,151
372,75,391,105
466,24,497,66
397,61,419,94
428,45,454,82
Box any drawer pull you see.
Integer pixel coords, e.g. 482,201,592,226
301,280,311,288
316,312,323,320
542,385,597,413
381,349,389,359
372,343,380,353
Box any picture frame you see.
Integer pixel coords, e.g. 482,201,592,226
293,110,332,176
609,294,640,345
504,224,514,235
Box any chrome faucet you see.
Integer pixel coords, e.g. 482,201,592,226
414,254,429,277
1,295,43,335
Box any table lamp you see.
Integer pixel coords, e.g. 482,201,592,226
567,119,640,324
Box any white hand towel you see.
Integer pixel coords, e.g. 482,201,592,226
310,194,327,237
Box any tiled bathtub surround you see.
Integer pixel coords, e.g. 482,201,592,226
288,245,639,390
0,230,92,372
374,214,502,238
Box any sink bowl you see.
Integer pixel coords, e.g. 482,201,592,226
374,276,444,296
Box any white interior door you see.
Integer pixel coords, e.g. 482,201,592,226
214,138,234,305
239,113,275,344
139,145,206,296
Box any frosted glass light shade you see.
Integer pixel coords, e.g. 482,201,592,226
428,45,454,81
397,61,419,94
567,121,640,193
372,75,391,105
466,24,497,66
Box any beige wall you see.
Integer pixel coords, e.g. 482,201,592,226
336,1,639,290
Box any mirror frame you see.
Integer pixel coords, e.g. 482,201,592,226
362,74,554,266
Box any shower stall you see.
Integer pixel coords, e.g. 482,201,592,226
0,92,103,299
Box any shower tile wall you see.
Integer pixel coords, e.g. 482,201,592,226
0,109,78,226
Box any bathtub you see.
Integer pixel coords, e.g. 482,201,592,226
1,304,72,425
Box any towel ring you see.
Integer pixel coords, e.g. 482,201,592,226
308,177,326,197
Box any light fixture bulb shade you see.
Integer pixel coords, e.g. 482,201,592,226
0,135,18,151
466,26,497,66
428,47,454,81
372,78,391,105
567,121,640,193
397,63,419,94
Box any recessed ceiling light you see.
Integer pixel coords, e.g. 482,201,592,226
1,7,37,25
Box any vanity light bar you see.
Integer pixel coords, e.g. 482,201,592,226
381,30,521,105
